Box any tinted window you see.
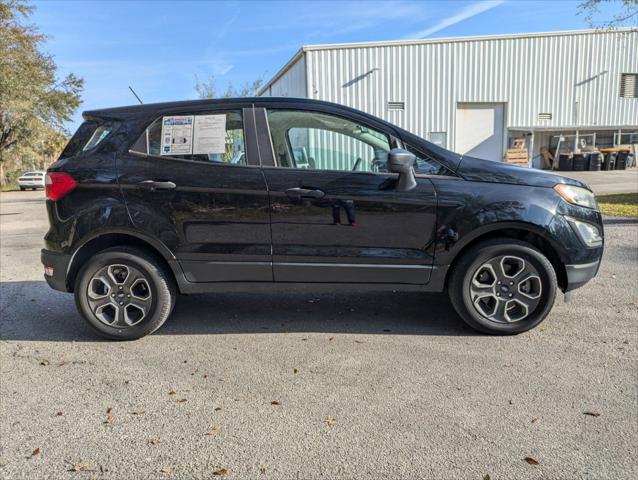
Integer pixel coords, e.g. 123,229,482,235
267,109,391,173
131,110,245,165
83,125,115,152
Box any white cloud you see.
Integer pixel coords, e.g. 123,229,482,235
407,0,506,39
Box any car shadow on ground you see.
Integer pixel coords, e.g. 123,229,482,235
0,281,476,342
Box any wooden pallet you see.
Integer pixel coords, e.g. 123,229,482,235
505,148,529,166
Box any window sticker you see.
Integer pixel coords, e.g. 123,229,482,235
193,114,226,154
161,115,194,155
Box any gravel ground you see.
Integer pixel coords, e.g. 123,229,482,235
1,190,637,480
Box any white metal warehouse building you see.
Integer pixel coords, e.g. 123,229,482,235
259,29,638,168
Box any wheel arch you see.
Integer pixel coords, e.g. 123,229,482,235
66,230,183,292
445,223,568,291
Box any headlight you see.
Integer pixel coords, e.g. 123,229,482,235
565,216,603,247
554,184,598,209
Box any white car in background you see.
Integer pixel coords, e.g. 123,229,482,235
17,171,46,190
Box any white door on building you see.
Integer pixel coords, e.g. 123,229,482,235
455,103,504,161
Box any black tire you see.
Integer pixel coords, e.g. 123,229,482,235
74,246,176,340
449,239,557,335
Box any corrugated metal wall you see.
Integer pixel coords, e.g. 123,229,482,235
264,31,638,151
264,55,307,97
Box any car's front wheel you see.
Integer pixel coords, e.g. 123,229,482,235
449,239,557,334
74,247,176,340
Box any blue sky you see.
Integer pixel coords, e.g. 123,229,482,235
31,0,626,131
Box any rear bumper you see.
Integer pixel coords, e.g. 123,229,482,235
18,182,43,188
41,249,71,292
565,259,601,291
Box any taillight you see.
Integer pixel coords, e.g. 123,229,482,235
45,172,78,201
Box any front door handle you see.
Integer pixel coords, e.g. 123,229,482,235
285,187,325,200
138,180,177,191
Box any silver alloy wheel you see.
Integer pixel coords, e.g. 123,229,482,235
87,264,152,327
469,255,542,323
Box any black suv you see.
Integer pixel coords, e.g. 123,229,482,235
42,98,603,339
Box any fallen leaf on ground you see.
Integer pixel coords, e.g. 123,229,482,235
293,368,299,374
175,398,187,403
40,359,49,366
68,462,90,472
325,417,337,426
130,410,145,415
483,475,491,480
168,389,177,395
524,457,539,465
56,411,63,416
584,411,601,417
206,426,222,436
106,407,112,414
212,468,228,476
301,338,308,341
160,466,172,474
260,466,266,474
328,337,334,341
29,448,40,458
270,400,280,405
531,417,540,423
214,406,223,411
104,415,114,424
149,437,160,445
354,340,364,344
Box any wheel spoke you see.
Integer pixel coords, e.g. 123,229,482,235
492,300,508,323
89,295,113,310
470,282,494,295
114,304,128,327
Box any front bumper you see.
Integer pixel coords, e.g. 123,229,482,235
565,259,601,291
41,249,71,292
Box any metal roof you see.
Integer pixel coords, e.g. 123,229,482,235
258,28,637,95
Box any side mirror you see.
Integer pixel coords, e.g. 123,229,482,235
387,148,417,192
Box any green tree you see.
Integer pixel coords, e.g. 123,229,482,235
578,0,638,28
194,74,263,99
0,0,83,186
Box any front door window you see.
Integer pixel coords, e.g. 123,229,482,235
267,110,391,173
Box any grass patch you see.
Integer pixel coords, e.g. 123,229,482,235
1,183,19,192
597,193,638,218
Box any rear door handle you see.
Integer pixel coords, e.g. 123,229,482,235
285,187,325,200
138,180,177,191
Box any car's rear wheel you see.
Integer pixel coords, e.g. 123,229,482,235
449,239,557,334
74,247,176,340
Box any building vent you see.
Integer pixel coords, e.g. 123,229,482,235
620,73,638,98
538,112,552,121
387,101,405,111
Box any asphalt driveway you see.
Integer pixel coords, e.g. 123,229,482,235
1,190,636,479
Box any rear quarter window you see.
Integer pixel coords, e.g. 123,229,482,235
60,121,119,158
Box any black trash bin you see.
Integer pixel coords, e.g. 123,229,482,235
615,151,628,170
603,152,616,170
572,153,586,171
588,152,602,171
558,153,573,171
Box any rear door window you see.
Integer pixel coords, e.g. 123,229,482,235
130,110,246,165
